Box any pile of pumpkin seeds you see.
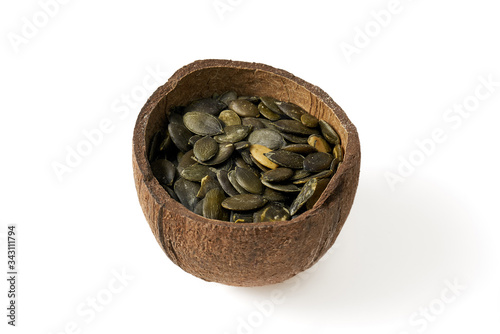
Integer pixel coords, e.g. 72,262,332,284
148,92,343,223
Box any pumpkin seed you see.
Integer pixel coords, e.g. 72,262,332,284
218,109,241,126
151,159,176,186
248,128,286,150
273,120,319,136
167,110,184,125
196,175,222,198
174,178,200,211
193,198,204,215
203,188,227,220
196,143,234,165
229,99,260,117
290,169,311,181
221,194,267,211
188,134,203,147
264,150,305,169
239,149,254,166
281,132,309,144
163,185,180,202
260,96,282,114
193,136,219,162
249,144,279,169
303,152,333,173
262,187,288,202
318,120,340,145
228,170,248,195
282,144,317,154
253,202,290,223
214,125,251,143
219,91,238,105
306,178,330,210
261,168,294,182
250,155,271,172
183,111,223,136
185,98,226,115
260,179,301,192
258,102,281,120
301,113,319,128
289,178,318,216
333,144,343,161
180,164,214,182
292,169,333,184
234,141,251,151
241,117,265,130
237,96,260,103
307,135,331,153
217,169,239,196
168,122,192,152
176,149,196,174
148,131,163,161
159,131,173,152
275,101,305,121
330,157,341,172
235,167,263,194
231,212,254,223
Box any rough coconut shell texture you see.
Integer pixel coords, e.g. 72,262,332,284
133,59,361,286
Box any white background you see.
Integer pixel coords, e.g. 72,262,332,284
1,0,499,333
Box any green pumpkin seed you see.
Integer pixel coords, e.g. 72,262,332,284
275,101,305,121
234,141,251,151
250,155,271,172
290,169,311,181
258,102,281,121
148,130,163,161
241,117,265,130
193,135,219,162
303,152,333,173
180,164,214,182
183,111,223,136
218,109,241,126
228,170,248,195
248,128,286,150
318,120,340,145
262,187,288,202
162,185,180,202
330,157,341,172
159,131,173,152
301,113,319,128
333,144,343,161
203,188,227,220
167,111,184,125
235,167,263,194
195,143,234,165
231,212,254,223
292,169,332,184
260,96,282,114
282,144,317,154
185,98,226,115
237,96,260,103
264,150,305,169
168,122,192,152
214,125,251,143
188,134,202,147
253,202,290,223
229,99,260,117
219,91,238,105
221,194,267,211
273,120,319,136
289,178,318,216
261,168,294,182
197,175,222,198
306,178,330,210
217,169,239,197
260,179,301,192
281,132,309,144
176,149,196,174
307,135,331,153
193,198,204,215
151,159,176,186
249,145,279,169
174,178,200,211
239,149,255,167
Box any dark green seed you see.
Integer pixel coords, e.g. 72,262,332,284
183,111,224,136
303,152,333,173
167,111,184,125
260,96,282,114
218,109,241,126
264,150,305,169
217,170,239,197
193,136,219,162
234,141,251,151
300,113,319,128
188,135,203,147
306,178,330,210
168,123,192,152
177,149,196,174
221,194,267,211
273,120,319,136
237,96,260,103
260,179,301,192
241,117,265,130
235,167,263,194
281,132,309,144
253,202,290,223
289,178,318,216
193,199,204,215
174,178,200,211
330,157,341,172
196,143,234,165
240,149,255,167
258,102,281,121
196,175,222,198
275,101,305,121
162,185,179,202
148,130,163,161
231,212,254,223
248,128,286,150
262,187,288,202
180,164,214,182
185,98,226,115
282,144,317,154
228,170,248,195
203,188,227,220
229,99,260,117
261,168,294,182
151,159,176,186
318,120,340,145
290,169,311,181
292,169,332,184
159,132,173,152
214,125,251,143
219,91,238,105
